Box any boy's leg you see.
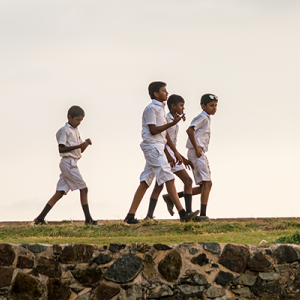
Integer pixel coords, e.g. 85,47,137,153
145,182,164,220
34,190,64,225
165,179,199,222
124,181,149,224
80,187,98,225
200,181,212,216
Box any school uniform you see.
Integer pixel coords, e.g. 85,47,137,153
56,123,87,194
140,100,175,186
166,112,184,173
186,111,211,185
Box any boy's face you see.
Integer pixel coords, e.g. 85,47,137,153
202,100,218,115
171,101,185,115
68,115,84,128
154,86,168,102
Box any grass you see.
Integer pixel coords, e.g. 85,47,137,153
1,219,300,246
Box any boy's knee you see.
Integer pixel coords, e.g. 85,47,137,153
80,187,88,193
185,176,193,187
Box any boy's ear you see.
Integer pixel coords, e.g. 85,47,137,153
153,91,159,99
201,104,206,110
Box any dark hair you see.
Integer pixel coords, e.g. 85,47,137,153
67,105,85,118
148,81,166,99
167,94,185,110
201,94,218,106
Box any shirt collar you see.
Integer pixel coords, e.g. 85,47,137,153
167,112,174,120
66,123,76,129
202,110,211,119
152,99,166,108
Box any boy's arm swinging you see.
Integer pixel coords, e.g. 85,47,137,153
186,127,202,158
58,138,92,154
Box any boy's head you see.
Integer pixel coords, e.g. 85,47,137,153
67,105,85,128
167,94,185,116
148,81,168,102
201,94,218,115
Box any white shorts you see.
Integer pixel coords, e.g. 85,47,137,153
187,148,211,185
140,147,175,186
56,157,87,194
166,145,184,173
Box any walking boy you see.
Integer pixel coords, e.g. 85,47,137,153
185,94,218,221
124,82,199,224
144,94,201,221
34,105,97,225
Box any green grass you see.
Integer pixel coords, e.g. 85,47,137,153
1,219,300,246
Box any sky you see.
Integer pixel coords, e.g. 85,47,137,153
1,0,300,221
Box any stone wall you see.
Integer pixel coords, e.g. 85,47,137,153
1,242,300,299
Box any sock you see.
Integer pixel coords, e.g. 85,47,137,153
200,204,207,216
184,194,192,213
125,213,135,220
147,198,158,218
37,204,52,221
178,192,184,198
82,204,93,222
179,209,186,218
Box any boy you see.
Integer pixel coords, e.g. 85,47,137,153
185,94,218,221
144,94,201,221
34,105,97,225
124,82,199,224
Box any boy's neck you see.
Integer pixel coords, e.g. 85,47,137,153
154,98,165,103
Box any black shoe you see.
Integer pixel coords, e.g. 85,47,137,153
143,216,158,223
124,216,140,224
180,210,199,222
34,218,48,225
194,216,210,222
163,194,174,216
85,219,98,226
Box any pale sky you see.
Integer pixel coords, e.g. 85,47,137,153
1,0,300,221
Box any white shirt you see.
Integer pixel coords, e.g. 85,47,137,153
140,99,167,152
186,111,211,152
166,112,179,147
56,123,83,159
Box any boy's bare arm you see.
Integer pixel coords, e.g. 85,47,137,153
186,127,202,157
164,147,175,167
166,132,183,164
148,113,183,136
58,139,92,154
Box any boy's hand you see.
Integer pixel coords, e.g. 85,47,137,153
172,113,183,125
166,154,176,168
174,151,183,165
182,157,194,170
85,138,92,145
196,148,202,158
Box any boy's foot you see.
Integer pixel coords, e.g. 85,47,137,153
163,194,174,216
34,218,48,225
85,219,98,226
194,216,210,222
124,215,139,224
180,210,200,223
143,216,158,223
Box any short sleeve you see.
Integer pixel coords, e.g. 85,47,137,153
144,106,157,125
56,127,67,146
190,115,207,131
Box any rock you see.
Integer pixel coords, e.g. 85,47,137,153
179,271,208,285
148,284,173,299
258,273,280,281
215,271,234,286
0,244,15,266
76,292,91,300
231,287,251,294
265,249,273,256
200,242,221,254
248,251,272,272
177,284,205,294
191,253,209,266
250,277,281,296
17,256,34,269
10,272,44,300
211,263,219,268
20,243,48,253
158,250,182,281
188,248,199,255
69,282,85,293
233,274,256,286
47,278,71,300
0,267,13,288
71,266,102,286
89,253,112,266
206,286,225,298
36,256,62,278
219,244,250,273
92,282,120,300
108,243,126,252
143,254,155,280
154,243,172,251
104,254,143,283
53,244,63,256
274,245,298,264
60,244,95,263
130,243,151,254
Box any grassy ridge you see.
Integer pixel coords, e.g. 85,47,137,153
1,219,300,245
